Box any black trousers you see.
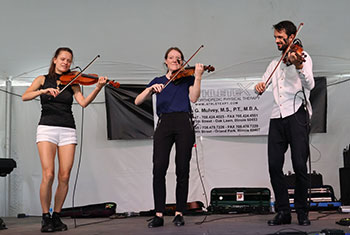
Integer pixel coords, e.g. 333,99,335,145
152,112,195,213
268,106,310,213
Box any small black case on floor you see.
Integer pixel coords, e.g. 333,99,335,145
60,202,116,218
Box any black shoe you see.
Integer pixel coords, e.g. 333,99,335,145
148,216,164,228
297,211,311,226
267,211,291,226
41,213,54,233
52,212,68,231
173,214,185,226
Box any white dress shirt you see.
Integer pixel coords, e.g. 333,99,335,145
262,51,315,119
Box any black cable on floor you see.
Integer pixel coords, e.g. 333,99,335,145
193,137,210,225
71,86,85,228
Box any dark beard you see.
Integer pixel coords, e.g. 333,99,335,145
277,43,287,52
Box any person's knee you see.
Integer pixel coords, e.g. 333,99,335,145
176,167,190,181
58,172,70,185
42,170,54,184
268,161,282,174
153,168,167,180
293,161,307,175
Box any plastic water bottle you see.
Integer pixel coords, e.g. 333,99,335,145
270,197,275,213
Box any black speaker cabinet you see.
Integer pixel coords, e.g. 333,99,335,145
285,171,323,188
339,168,350,205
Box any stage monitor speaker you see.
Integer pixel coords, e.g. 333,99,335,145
339,168,350,205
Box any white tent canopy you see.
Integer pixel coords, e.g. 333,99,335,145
1,0,350,216
1,0,350,84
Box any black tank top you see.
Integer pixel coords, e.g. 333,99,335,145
38,74,76,129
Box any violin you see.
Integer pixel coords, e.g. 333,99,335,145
171,65,215,81
283,39,306,65
59,71,120,88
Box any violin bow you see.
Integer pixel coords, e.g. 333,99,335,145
259,23,304,95
163,45,204,89
57,55,100,95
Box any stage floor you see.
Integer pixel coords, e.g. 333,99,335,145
1,211,350,234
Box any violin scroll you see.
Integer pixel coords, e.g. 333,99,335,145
108,80,120,88
283,39,306,65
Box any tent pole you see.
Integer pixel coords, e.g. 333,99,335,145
4,76,12,217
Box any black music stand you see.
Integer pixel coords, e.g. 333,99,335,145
0,158,17,230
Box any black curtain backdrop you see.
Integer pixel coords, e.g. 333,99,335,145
105,84,154,140
310,77,327,133
105,77,327,140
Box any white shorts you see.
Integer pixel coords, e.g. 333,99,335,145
36,125,77,146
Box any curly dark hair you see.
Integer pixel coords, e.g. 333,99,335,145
273,20,297,37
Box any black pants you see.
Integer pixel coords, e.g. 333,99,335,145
268,106,310,213
152,112,195,213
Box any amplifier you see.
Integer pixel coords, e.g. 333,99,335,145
285,171,323,188
209,187,271,214
340,168,350,205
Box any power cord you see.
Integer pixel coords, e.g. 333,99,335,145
71,86,85,228
292,88,313,211
193,136,210,225
190,110,211,225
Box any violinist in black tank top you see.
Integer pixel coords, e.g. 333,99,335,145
22,47,108,233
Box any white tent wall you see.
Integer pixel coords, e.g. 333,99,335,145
1,0,350,216
1,79,348,216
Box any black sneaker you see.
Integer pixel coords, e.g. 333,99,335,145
147,215,164,228
41,213,54,233
173,214,185,226
52,212,68,231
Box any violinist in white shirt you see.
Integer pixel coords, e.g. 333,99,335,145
255,20,314,227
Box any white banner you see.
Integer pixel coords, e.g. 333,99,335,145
192,79,274,136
